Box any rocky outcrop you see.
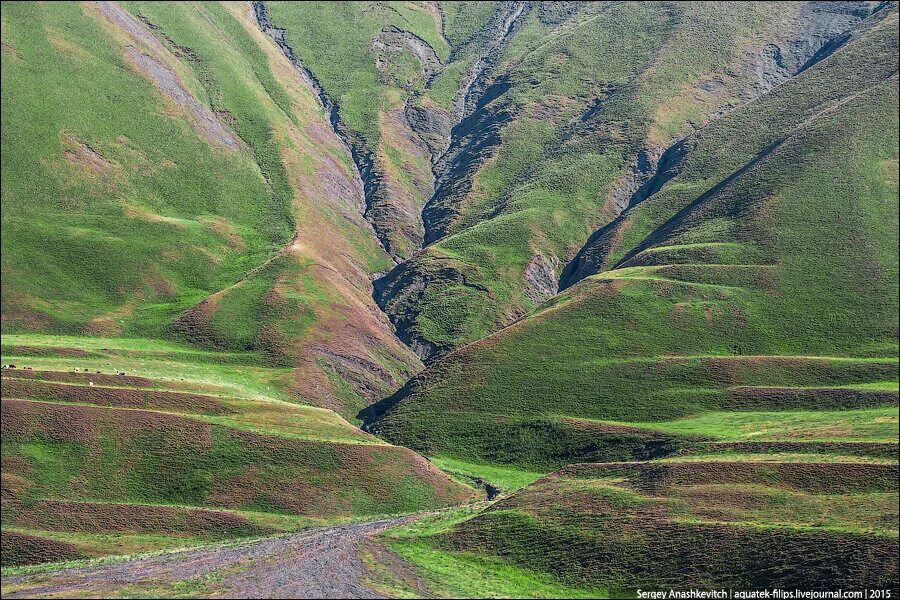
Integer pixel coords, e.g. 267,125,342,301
373,255,490,362
757,1,884,91
605,146,666,217
371,25,442,86
420,3,530,244
523,253,560,305
422,80,515,244
450,2,529,124
404,102,454,161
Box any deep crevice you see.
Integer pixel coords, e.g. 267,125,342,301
371,2,531,363
251,1,395,260
558,138,691,291
420,2,529,246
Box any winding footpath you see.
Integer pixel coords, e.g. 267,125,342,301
2,516,422,599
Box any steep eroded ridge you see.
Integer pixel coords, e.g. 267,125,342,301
251,1,392,258
422,2,529,245
247,1,532,363
372,3,532,362
558,0,888,290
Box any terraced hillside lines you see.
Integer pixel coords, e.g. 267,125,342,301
0,373,373,444
368,4,900,469
369,353,898,469
0,339,476,567
424,460,899,593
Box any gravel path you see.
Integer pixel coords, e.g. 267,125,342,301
2,516,421,598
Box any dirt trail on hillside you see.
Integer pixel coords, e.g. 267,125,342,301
2,516,420,599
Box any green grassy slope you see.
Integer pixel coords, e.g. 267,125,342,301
397,458,898,595
0,338,475,567
263,0,448,259
3,1,899,590
368,5,900,469
0,1,422,417
374,1,855,359
262,2,804,358
1,1,291,334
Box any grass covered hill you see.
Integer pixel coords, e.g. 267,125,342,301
1,1,898,594
255,1,865,361
374,456,898,596
369,1,888,360
367,3,900,469
0,336,475,567
1,1,421,418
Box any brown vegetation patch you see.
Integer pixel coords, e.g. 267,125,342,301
558,461,899,494
6,500,271,538
725,386,898,410
1,380,233,415
59,132,118,185
3,347,93,359
700,355,899,386
1,399,213,447
1,471,32,500
120,201,188,228
45,26,91,61
199,217,246,251
169,296,226,350
1,531,84,567
880,158,899,186
682,440,900,459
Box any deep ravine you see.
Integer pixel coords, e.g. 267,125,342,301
371,2,531,363
251,1,394,261
252,0,532,364
420,1,528,246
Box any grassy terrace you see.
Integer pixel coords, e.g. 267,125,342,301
370,455,897,597
367,506,609,599
0,336,475,567
616,406,898,443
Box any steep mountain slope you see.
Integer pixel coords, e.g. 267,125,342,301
2,1,898,592
369,0,888,361
257,0,449,261
1,1,421,417
367,4,900,469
